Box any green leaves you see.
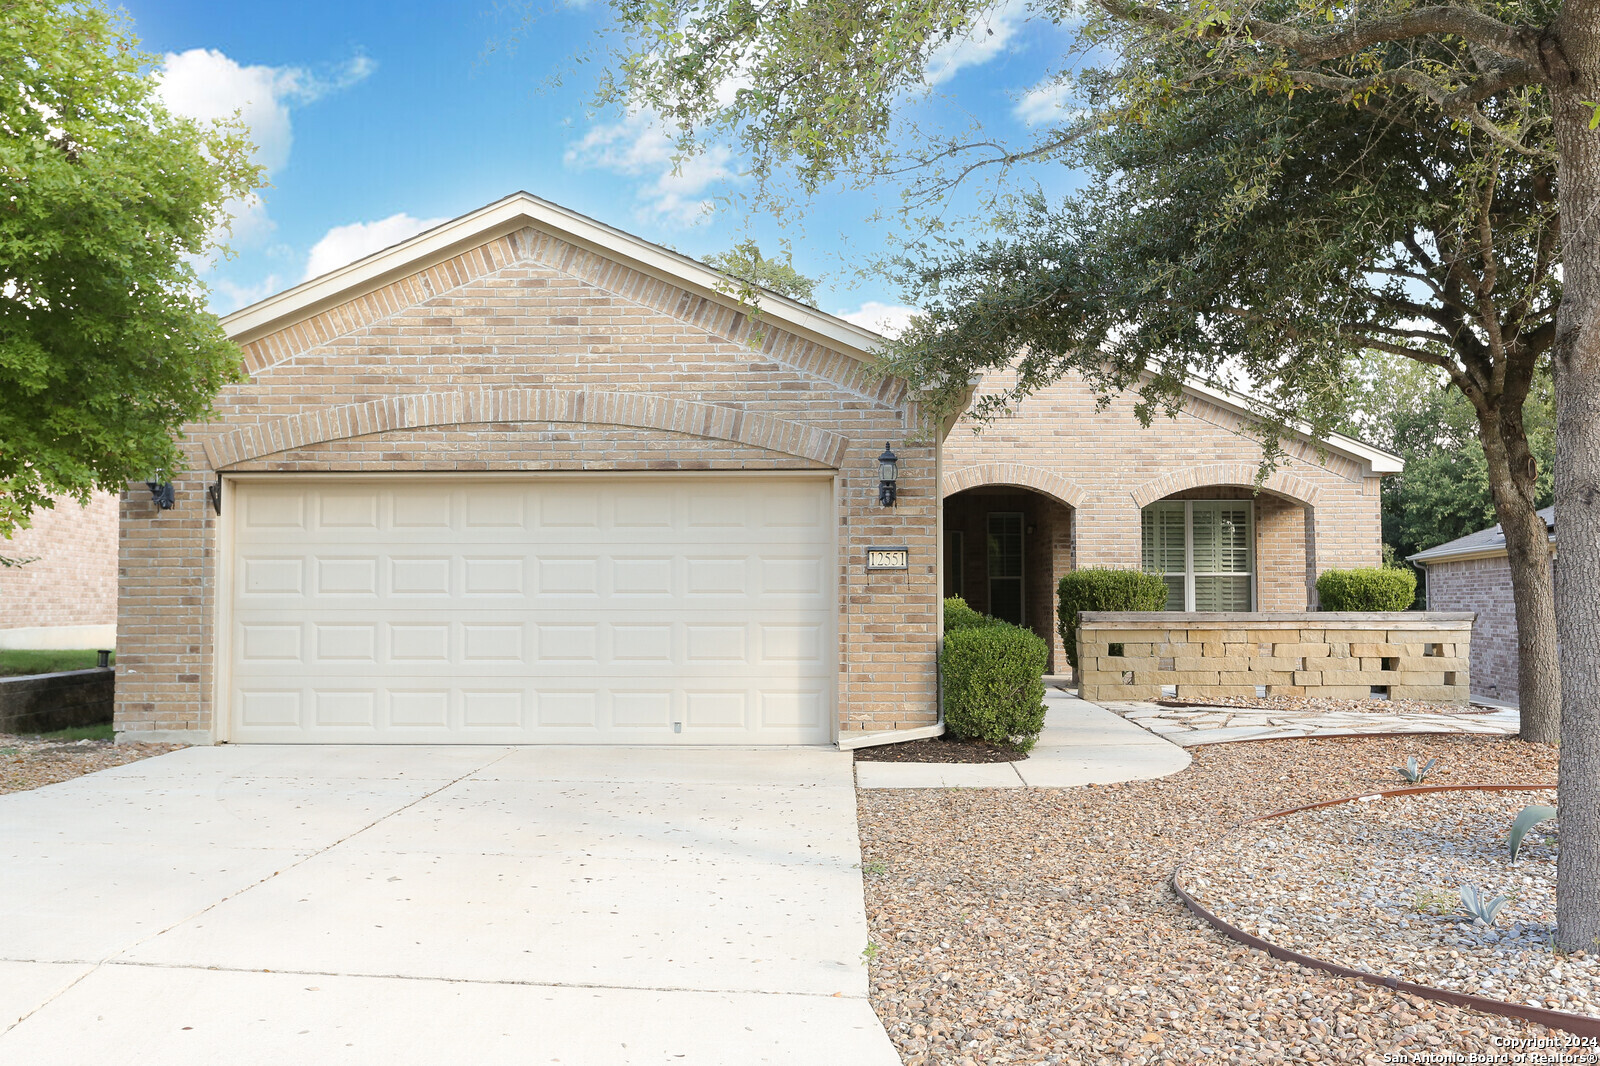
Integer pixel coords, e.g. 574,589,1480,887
1508,804,1557,862
0,0,264,535
1458,883,1513,925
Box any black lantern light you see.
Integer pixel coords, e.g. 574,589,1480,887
877,442,899,507
146,481,175,510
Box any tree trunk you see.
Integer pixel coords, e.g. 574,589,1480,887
1480,409,1561,743
1550,1,1600,954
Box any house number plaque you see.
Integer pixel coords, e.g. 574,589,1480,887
866,547,909,570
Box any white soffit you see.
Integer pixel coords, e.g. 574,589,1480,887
219,192,887,360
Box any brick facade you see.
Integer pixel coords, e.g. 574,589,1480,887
944,368,1389,653
115,201,939,742
0,492,118,637
1422,554,1532,701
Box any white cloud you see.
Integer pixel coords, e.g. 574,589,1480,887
926,0,1030,85
304,213,449,281
156,49,376,245
157,49,373,173
210,274,285,314
1014,79,1078,125
836,302,921,338
565,111,737,226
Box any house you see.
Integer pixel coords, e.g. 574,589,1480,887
1408,507,1554,702
112,192,1398,746
942,367,1401,672
0,493,118,651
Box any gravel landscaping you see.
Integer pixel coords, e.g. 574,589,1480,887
1180,788,1587,1017
858,733,1562,1064
0,733,179,795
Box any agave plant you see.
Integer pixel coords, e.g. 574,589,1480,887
1508,804,1558,862
1459,884,1513,925
1393,756,1439,784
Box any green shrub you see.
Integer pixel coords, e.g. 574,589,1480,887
1056,568,1169,671
941,621,1049,752
943,596,993,633
1316,567,1417,611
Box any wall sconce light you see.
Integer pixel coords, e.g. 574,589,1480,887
877,442,899,507
146,481,175,510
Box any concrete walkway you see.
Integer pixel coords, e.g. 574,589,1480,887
1101,699,1520,746
0,746,897,1066
855,689,1191,789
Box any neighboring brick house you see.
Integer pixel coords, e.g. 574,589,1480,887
0,493,118,650
943,368,1401,672
113,191,1399,745
1409,507,1555,702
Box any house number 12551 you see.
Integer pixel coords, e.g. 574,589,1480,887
866,547,909,570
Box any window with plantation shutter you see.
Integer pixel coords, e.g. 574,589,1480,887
1141,504,1187,610
1139,501,1254,611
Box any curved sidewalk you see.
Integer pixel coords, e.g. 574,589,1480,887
854,689,1191,789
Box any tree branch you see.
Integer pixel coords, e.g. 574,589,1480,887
1288,69,1554,159
1097,0,1541,68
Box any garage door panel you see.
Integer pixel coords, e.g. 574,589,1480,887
228,477,834,744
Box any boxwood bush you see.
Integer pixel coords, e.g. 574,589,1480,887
1056,568,1169,672
1316,567,1417,611
943,595,992,632
941,620,1049,752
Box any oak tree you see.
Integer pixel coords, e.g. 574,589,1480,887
0,0,263,536
594,0,1600,950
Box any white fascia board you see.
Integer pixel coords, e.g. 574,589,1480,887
219,191,888,359
1179,377,1405,474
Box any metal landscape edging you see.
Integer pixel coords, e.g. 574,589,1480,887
1171,783,1600,1038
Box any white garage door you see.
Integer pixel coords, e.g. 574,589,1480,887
225,476,836,744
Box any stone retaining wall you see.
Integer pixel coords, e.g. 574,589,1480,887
0,668,115,734
1077,612,1473,704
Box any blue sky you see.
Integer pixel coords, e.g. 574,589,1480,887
124,0,1086,332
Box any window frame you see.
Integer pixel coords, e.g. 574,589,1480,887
986,511,1026,626
1141,500,1255,612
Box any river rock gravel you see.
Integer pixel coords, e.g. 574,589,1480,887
857,733,1562,1064
0,733,180,795
1180,789,1587,1017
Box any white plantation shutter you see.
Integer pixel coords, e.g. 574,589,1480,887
1141,504,1187,610
1141,501,1254,611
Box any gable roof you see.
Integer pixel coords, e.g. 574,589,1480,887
1409,506,1556,565
1178,378,1403,475
219,191,887,360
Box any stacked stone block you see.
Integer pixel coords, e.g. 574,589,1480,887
1077,612,1473,704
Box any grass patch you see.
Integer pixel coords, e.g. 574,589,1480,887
36,724,115,742
0,649,114,677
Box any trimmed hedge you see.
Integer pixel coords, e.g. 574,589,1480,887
943,596,993,633
1316,567,1417,611
1057,568,1169,671
941,620,1048,752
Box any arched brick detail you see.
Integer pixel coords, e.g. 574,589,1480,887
237,228,903,411
941,462,1089,509
201,388,851,470
1128,463,1322,508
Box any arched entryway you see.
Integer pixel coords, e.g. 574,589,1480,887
943,483,1076,673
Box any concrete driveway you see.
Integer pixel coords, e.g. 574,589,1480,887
0,746,897,1065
